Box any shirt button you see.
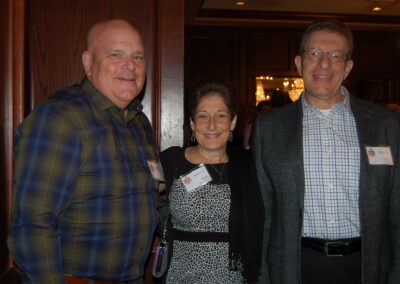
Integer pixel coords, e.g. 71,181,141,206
323,121,329,128
325,149,332,155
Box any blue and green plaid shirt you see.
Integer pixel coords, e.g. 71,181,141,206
8,78,167,283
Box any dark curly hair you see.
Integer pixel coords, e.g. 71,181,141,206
188,79,237,120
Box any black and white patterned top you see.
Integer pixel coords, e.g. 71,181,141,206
162,149,243,284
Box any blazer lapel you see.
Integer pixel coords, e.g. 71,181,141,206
284,101,306,206
351,97,378,195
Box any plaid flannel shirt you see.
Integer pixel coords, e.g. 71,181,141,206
8,78,167,283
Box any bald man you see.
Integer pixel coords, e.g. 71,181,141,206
8,19,167,284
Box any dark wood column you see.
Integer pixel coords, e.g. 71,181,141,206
0,0,25,282
157,0,185,150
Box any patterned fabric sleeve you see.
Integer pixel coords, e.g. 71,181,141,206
8,103,80,284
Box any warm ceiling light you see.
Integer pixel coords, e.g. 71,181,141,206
235,1,246,6
372,6,382,11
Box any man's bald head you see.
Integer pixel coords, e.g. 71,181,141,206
82,19,146,109
86,19,142,52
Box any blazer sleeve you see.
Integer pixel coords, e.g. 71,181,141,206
252,116,272,284
388,114,400,283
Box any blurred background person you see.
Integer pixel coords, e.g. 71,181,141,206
243,100,274,150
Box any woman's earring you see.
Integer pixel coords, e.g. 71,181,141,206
191,132,196,143
229,131,233,142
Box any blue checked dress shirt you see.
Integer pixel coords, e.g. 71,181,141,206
302,86,361,239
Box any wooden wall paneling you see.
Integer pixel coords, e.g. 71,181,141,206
348,31,397,103
0,0,25,282
157,0,185,150
185,36,236,87
291,35,302,72
235,38,250,140
357,41,395,76
352,31,395,76
395,33,400,104
0,0,12,276
28,0,86,109
134,0,157,125
252,38,291,71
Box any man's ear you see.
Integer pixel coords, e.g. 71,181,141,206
82,51,93,77
294,55,303,76
344,59,353,80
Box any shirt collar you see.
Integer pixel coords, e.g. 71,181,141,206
80,77,143,115
301,85,352,114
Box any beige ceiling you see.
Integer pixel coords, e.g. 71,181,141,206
185,0,400,30
202,0,400,16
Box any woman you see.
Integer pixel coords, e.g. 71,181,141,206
160,79,264,283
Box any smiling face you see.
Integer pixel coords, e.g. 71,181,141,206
190,94,237,155
82,20,146,109
294,30,353,109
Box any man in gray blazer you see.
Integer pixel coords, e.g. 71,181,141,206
253,18,400,284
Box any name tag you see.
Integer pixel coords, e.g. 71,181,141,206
180,164,212,192
365,146,394,166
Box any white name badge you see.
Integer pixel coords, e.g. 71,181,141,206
147,160,165,181
180,164,212,192
365,146,394,166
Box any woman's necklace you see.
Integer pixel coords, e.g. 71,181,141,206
208,163,226,183
187,147,227,183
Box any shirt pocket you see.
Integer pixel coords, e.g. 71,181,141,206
76,137,139,198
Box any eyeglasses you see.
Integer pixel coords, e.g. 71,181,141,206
304,48,347,63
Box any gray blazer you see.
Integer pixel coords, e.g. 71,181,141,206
253,94,400,284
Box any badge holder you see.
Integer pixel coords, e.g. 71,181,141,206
152,219,169,278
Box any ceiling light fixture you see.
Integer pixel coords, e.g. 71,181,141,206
235,1,246,6
372,6,382,11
